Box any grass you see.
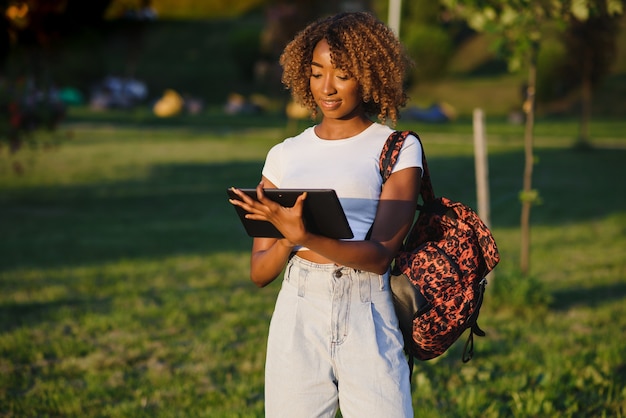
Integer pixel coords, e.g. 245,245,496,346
1,110,625,417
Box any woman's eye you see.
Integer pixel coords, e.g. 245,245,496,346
337,75,349,80
311,73,322,79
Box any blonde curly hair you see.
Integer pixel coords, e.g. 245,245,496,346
279,12,413,125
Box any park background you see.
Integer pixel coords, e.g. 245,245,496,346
1,0,625,416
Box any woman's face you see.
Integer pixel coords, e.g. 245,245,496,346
310,39,363,121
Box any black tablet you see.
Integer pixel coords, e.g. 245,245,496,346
227,188,354,239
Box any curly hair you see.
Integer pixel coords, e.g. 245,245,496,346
279,12,413,125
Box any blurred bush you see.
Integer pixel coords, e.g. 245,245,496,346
404,24,454,82
0,77,65,156
228,21,263,82
536,37,569,104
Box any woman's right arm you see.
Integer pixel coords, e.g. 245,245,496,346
239,177,295,287
249,236,294,287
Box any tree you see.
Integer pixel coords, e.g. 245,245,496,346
1,0,113,158
402,0,455,83
560,3,622,147
105,0,271,19
439,0,623,276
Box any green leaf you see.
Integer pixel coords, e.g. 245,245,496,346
468,11,489,31
501,5,518,26
607,0,624,15
570,0,589,20
519,189,542,204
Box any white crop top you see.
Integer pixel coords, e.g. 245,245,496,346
262,123,423,241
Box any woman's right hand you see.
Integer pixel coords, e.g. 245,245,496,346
230,178,304,287
229,182,309,245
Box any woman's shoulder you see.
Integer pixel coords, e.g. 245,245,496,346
368,122,394,136
276,126,316,147
355,122,392,144
266,126,316,158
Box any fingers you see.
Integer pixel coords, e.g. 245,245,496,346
228,186,273,221
297,191,307,204
293,191,307,215
228,187,253,207
256,181,265,201
228,186,308,243
228,187,259,215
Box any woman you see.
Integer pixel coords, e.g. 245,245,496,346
229,11,422,417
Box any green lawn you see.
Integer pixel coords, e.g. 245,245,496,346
1,112,625,417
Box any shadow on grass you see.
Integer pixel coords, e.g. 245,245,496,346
0,296,113,334
550,282,626,311
421,144,626,228
1,145,625,273
1,161,263,271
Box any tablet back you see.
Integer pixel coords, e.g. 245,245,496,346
227,188,353,239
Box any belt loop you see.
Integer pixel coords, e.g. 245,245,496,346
284,261,293,283
359,271,371,303
298,267,307,297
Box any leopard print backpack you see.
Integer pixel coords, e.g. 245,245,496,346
379,131,500,370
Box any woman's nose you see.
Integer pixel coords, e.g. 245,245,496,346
322,77,336,95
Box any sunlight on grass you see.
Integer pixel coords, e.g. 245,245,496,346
0,252,272,417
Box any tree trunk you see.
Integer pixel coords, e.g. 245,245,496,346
520,43,538,277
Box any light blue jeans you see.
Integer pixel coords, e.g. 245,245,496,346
264,255,413,418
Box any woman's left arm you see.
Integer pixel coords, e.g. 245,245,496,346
296,166,421,273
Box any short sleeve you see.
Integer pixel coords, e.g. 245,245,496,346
261,143,283,187
392,134,423,176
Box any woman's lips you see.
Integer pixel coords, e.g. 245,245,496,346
319,99,341,110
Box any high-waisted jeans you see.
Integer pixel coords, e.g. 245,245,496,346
264,255,413,418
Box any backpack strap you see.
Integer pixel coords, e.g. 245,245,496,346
378,131,434,378
380,131,435,202
366,130,432,241
462,277,488,362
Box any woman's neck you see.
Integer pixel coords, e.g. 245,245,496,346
314,117,373,140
